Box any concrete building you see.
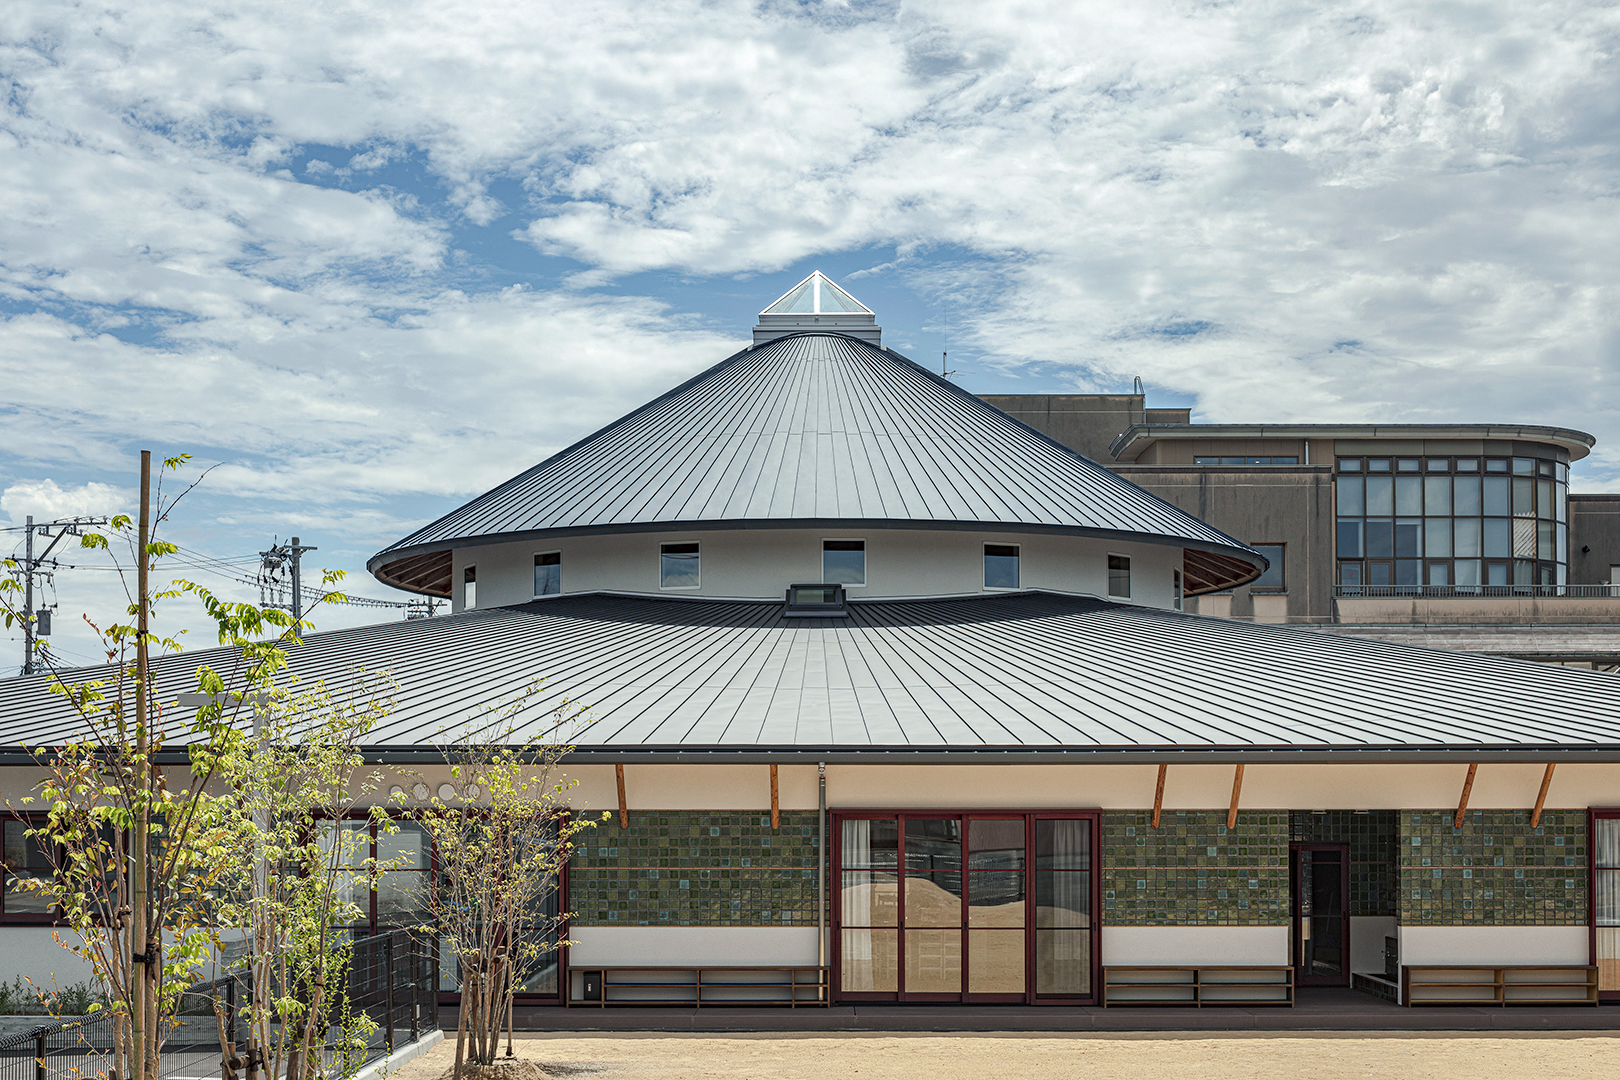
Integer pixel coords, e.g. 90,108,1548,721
985,396,1620,667
4,274,1620,1011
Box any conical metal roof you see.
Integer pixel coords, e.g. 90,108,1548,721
369,333,1264,596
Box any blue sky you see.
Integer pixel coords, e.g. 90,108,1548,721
3,0,1619,667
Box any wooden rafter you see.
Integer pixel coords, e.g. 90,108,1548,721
1152,764,1167,829
1531,763,1556,829
615,763,628,828
1454,763,1478,828
770,763,780,831
1227,764,1245,829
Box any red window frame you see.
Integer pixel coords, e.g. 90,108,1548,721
830,809,1101,1006
1591,808,1620,1002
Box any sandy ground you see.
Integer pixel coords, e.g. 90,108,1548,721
390,1030,1620,1080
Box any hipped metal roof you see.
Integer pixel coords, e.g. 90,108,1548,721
369,333,1264,597
6,591,1620,763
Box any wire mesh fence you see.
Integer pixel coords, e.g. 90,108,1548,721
0,930,439,1080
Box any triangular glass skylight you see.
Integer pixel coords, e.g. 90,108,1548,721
761,272,873,316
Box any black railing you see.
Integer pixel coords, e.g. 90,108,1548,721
1334,584,1619,599
0,930,438,1080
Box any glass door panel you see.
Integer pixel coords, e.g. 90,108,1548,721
1596,816,1620,995
902,819,962,997
1035,818,1092,996
840,818,899,993
966,819,1026,997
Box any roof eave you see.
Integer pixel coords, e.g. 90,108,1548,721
1109,423,1598,463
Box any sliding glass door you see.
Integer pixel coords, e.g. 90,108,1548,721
834,811,1097,1004
1595,811,1620,1000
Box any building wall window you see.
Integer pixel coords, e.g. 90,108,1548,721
1251,544,1285,589
984,545,1020,590
660,542,701,589
1107,554,1130,598
1173,569,1183,611
1,818,55,921
534,551,561,596
463,565,477,609
823,540,866,586
1334,454,1567,590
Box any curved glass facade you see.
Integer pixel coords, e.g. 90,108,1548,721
1335,452,1568,590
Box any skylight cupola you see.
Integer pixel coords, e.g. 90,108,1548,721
754,271,881,345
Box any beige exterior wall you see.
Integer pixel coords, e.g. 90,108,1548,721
9,761,1620,817
450,528,1185,613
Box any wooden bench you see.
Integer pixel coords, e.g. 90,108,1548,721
1102,966,1294,1007
1401,965,1598,1006
566,965,827,1007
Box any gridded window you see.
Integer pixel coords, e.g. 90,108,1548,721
1107,555,1130,598
1335,454,1566,592
660,542,700,588
462,566,476,609
1596,814,1620,996
823,540,866,586
534,552,561,596
984,545,1020,590
2,819,54,919
1251,544,1284,589
835,812,1096,1003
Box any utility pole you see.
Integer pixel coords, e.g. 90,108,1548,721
13,513,108,675
256,537,316,622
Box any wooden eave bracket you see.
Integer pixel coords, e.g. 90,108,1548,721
1454,763,1478,828
1152,764,1167,829
1531,763,1556,829
615,763,628,828
1227,764,1244,829
770,763,780,831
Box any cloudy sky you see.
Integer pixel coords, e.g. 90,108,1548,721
3,0,1619,667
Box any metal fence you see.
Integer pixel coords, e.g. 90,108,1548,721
0,930,439,1080
1334,584,1620,599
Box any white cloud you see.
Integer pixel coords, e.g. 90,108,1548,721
1,480,133,524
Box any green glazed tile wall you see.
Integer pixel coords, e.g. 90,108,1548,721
1290,811,1400,917
1101,811,1290,926
1399,810,1587,926
569,811,822,926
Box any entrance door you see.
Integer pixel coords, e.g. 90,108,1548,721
1291,844,1349,985
834,811,1097,1003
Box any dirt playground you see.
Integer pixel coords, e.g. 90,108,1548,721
391,1029,1620,1080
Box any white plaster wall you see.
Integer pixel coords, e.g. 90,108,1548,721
1101,927,1288,966
1349,916,1397,976
0,927,96,986
1397,926,1589,966
809,763,1620,812
449,527,1184,612
568,927,819,966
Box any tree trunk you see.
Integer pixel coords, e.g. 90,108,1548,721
132,449,151,1080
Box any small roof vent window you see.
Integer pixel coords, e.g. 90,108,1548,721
785,582,848,616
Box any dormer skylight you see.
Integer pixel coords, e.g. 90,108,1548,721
761,272,873,316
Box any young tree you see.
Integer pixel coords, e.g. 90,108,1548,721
200,672,402,1080
415,705,602,1080
0,452,346,1080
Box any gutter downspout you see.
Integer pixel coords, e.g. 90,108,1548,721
818,761,827,1000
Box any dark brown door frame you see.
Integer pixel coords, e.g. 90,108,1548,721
829,809,1101,1006
1290,842,1351,987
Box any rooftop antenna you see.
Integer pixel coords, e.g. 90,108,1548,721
941,303,960,379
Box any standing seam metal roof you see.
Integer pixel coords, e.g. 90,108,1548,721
368,334,1263,593
6,592,1620,759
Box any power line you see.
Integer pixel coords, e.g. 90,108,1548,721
9,515,109,676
